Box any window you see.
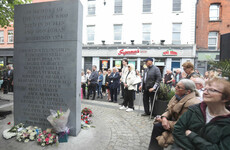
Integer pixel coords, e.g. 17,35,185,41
88,0,96,15
114,24,122,44
172,23,181,44
173,0,181,11
8,30,13,43
143,0,151,13
209,4,220,21
142,24,151,44
114,0,122,14
208,32,218,50
87,25,95,44
0,31,4,43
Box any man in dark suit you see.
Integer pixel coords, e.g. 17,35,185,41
87,65,98,100
109,67,120,103
139,58,161,116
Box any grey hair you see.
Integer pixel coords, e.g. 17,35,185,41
179,79,197,93
195,77,205,87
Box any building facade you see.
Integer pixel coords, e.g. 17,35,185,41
81,0,197,75
196,0,230,74
0,0,197,74
0,23,14,66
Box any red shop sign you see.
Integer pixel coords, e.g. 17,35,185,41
162,50,178,56
117,49,140,55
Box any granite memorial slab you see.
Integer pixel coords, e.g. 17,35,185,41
14,0,83,136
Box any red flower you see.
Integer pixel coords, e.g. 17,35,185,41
38,138,41,142
48,133,52,138
7,122,11,125
85,121,88,124
43,130,47,134
45,138,49,142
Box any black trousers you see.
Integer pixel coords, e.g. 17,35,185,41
81,83,86,97
148,123,165,150
121,82,124,97
123,88,134,108
87,83,96,99
102,85,106,93
143,89,154,115
110,87,117,102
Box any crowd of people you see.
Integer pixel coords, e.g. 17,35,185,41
81,58,230,150
1,65,14,94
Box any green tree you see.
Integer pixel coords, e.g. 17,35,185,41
209,59,230,81
0,0,32,27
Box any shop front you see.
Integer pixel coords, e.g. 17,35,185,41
82,45,196,76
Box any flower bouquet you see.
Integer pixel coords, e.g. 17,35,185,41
16,126,42,142
3,123,24,139
47,109,70,143
81,107,93,117
37,129,57,147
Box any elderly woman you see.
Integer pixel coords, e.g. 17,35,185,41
119,64,136,112
148,79,201,150
173,77,230,150
182,62,199,79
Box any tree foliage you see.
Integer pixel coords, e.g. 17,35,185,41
0,0,32,27
209,59,230,81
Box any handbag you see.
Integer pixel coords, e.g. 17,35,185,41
133,76,142,85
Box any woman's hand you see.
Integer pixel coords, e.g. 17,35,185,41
162,117,170,130
185,130,191,136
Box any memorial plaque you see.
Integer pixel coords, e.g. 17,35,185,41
14,0,83,136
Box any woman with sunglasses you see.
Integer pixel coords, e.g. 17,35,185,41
149,79,200,150
173,77,230,150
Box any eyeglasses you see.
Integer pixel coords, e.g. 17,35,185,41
201,88,223,94
175,85,185,90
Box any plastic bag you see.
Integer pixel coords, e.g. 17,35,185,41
47,109,70,133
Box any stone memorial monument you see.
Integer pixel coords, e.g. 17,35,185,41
14,0,83,136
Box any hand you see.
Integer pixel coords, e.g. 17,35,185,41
185,130,191,136
162,117,170,130
155,116,162,122
139,86,142,91
124,84,128,87
149,88,155,92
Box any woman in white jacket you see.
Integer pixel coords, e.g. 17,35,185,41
119,63,136,112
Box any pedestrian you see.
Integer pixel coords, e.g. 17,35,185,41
191,77,205,101
148,79,201,150
2,67,8,94
102,71,107,96
174,68,182,85
105,69,112,101
182,62,199,79
173,77,230,150
109,67,120,103
81,71,87,98
164,69,174,88
86,69,91,96
120,58,129,101
87,65,98,100
97,70,103,99
139,57,161,116
135,69,142,93
119,64,136,111
7,65,13,92
204,71,209,81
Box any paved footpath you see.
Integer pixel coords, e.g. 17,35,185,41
0,92,158,150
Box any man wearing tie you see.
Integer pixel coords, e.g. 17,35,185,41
139,58,161,116
109,67,120,103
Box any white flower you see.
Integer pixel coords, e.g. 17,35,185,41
49,140,53,143
18,139,21,142
3,129,16,139
24,139,29,142
41,143,45,147
28,130,32,133
29,136,34,140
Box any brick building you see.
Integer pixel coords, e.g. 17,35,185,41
196,0,230,74
0,23,14,66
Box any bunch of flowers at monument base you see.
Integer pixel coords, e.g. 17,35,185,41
81,107,95,129
3,123,58,146
47,109,70,143
37,129,57,146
